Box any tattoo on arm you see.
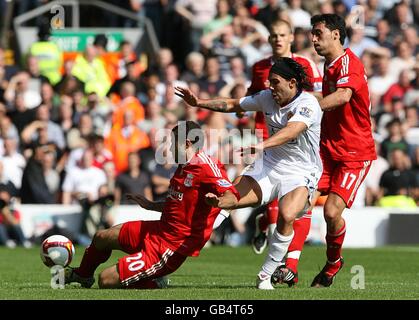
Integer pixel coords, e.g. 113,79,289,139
200,100,228,112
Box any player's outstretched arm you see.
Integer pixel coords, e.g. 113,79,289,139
319,87,352,111
174,86,244,113
205,191,239,210
126,194,165,212
243,121,307,152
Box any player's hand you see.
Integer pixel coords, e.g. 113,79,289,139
174,86,198,107
126,194,151,209
238,144,263,157
235,111,246,119
205,193,220,207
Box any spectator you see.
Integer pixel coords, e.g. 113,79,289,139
410,145,419,205
285,0,312,30
180,52,205,84
255,0,282,30
3,71,42,109
367,47,398,106
42,147,60,202
20,143,56,204
115,152,153,205
389,41,416,80
62,148,107,205
203,0,233,35
373,19,395,52
56,95,74,136
380,118,411,160
71,45,111,98
365,140,390,206
20,104,66,151
28,23,63,85
151,161,177,202
54,60,85,95
107,61,142,100
0,160,18,198
6,93,36,134
112,82,145,129
66,112,94,150
105,109,150,173
382,69,413,113
377,148,416,207
138,101,167,135
25,55,49,84
175,0,217,51
198,56,227,97
0,136,25,190
0,186,31,248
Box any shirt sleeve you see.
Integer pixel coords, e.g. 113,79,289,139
200,162,240,201
335,61,364,92
288,100,321,128
239,90,268,112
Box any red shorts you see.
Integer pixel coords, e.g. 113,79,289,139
317,159,372,208
117,221,187,287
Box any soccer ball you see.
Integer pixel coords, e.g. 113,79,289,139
40,235,75,267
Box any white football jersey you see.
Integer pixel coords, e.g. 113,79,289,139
240,90,323,176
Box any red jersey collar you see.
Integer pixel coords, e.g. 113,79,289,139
326,48,349,68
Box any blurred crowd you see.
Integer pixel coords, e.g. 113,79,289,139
0,0,418,247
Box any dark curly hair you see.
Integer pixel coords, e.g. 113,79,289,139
270,57,311,91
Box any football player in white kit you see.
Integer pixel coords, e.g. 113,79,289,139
174,57,323,290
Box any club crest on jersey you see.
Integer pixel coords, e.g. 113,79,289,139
216,179,232,187
184,173,194,187
299,106,313,118
336,76,349,85
287,112,294,120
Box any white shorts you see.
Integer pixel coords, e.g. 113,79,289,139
241,157,320,206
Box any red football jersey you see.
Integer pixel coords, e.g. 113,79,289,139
159,151,239,257
247,55,322,140
321,48,376,162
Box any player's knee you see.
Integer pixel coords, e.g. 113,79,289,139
98,270,120,289
323,202,342,222
280,207,296,224
92,230,109,250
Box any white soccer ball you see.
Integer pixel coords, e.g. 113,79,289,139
40,235,75,267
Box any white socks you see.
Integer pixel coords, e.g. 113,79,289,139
260,229,294,277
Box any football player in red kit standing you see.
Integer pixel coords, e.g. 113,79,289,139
65,121,240,289
247,19,323,287
284,14,375,288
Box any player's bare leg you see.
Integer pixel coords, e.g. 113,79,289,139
257,187,309,290
65,225,123,288
98,265,122,288
311,192,346,288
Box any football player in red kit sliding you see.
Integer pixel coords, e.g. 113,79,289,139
247,19,322,287
65,121,240,289
275,14,376,288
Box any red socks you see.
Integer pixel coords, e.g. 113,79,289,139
258,199,279,232
325,219,346,275
76,244,112,278
285,211,312,273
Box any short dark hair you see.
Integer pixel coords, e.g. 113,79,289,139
172,121,204,150
270,57,311,91
311,14,347,45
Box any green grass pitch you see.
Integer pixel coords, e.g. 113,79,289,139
1,245,419,300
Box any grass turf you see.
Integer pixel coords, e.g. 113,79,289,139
1,244,418,300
